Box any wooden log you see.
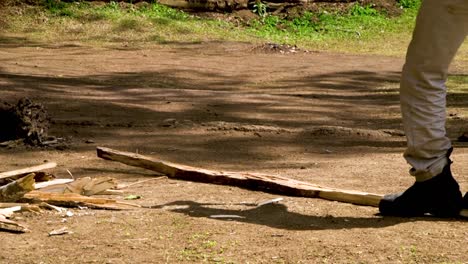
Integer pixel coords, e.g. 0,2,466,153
0,174,35,202
0,162,57,180
96,147,468,218
96,147,382,207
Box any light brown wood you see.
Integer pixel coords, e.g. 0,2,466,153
0,202,41,213
35,179,75,190
24,191,140,210
95,189,124,195
96,147,468,217
36,177,118,196
0,162,57,180
0,215,29,233
0,206,29,233
0,174,36,202
96,147,383,207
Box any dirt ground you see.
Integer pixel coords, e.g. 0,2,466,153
0,36,467,263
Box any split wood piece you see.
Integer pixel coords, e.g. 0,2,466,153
24,191,140,210
96,147,382,207
0,162,57,180
0,202,41,212
65,177,117,196
97,189,124,195
37,177,118,196
35,179,75,190
0,206,29,233
0,174,35,202
0,202,28,209
0,206,21,218
0,214,29,233
0,171,55,187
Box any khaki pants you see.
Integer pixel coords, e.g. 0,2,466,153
401,0,468,181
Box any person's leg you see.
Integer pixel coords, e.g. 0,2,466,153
401,0,468,180
379,0,468,216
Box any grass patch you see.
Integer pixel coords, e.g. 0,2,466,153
177,232,229,262
246,2,421,55
1,0,468,58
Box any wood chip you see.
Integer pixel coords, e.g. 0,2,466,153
48,227,72,236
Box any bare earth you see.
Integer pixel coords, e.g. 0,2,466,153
0,38,467,263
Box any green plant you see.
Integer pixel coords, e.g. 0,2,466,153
107,1,119,10
43,0,74,16
148,3,189,20
253,1,268,21
349,4,379,16
397,0,421,9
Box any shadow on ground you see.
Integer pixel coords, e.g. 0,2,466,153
0,41,467,166
148,200,464,231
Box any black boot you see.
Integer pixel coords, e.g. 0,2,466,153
379,163,463,217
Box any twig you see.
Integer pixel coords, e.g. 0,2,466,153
116,177,167,190
66,169,74,180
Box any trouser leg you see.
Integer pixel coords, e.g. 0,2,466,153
400,0,468,181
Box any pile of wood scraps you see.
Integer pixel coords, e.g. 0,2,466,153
2,146,467,233
0,162,140,233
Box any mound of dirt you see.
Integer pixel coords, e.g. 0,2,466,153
307,126,403,140
203,121,291,133
0,98,50,146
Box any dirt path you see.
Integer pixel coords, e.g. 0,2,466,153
0,38,467,263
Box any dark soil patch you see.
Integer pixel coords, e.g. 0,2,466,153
0,98,50,145
252,43,306,54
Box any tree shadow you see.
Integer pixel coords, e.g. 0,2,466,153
147,200,463,231
0,43,467,165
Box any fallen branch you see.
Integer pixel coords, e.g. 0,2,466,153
0,174,35,202
96,147,382,206
97,147,468,217
0,162,57,180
